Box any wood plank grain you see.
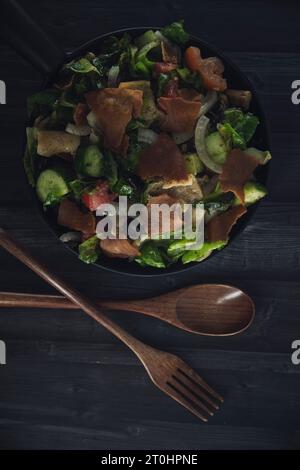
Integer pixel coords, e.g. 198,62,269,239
15,0,300,54
0,0,300,450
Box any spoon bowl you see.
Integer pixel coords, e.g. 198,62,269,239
0,284,255,336
175,284,255,335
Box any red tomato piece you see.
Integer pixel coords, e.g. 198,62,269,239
81,181,116,211
185,46,227,92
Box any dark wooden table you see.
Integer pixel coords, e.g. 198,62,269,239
0,0,299,450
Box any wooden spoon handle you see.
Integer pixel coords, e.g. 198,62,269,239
0,291,158,315
0,228,150,357
0,292,77,309
0,290,173,319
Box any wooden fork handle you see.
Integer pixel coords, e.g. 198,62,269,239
0,228,151,357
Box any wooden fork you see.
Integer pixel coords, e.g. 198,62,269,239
0,228,223,421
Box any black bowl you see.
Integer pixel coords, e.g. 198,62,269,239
31,27,270,276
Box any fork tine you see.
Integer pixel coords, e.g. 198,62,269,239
170,375,215,416
166,381,210,422
177,366,224,403
172,373,218,412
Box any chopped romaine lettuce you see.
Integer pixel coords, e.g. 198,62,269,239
136,241,166,268
218,122,246,150
43,193,62,209
112,177,134,197
182,240,227,264
96,33,131,66
223,108,244,128
65,57,100,75
76,75,104,95
133,41,160,78
161,20,189,45
219,108,260,150
79,235,100,264
167,238,199,257
236,113,259,143
135,30,157,49
176,67,202,90
27,89,60,119
157,73,170,96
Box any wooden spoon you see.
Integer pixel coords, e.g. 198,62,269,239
0,284,255,336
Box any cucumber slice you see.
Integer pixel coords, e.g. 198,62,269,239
36,168,70,204
205,131,230,165
245,147,272,165
184,153,204,175
75,145,103,177
233,181,267,206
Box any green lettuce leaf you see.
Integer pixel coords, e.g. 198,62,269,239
161,20,189,45
135,241,166,268
133,41,160,78
219,108,260,149
218,122,246,149
97,33,131,66
79,235,100,264
176,67,202,90
27,89,60,119
65,57,100,75
182,240,227,264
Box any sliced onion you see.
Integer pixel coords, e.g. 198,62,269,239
172,130,194,145
195,115,222,174
108,65,120,87
199,91,217,117
86,111,98,129
138,128,158,145
59,231,81,243
65,123,90,136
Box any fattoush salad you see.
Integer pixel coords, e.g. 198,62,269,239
24,21,271,268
